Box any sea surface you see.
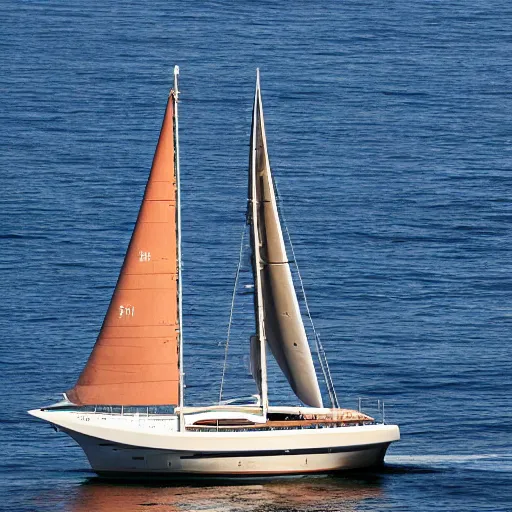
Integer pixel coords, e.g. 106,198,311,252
1,1,511,510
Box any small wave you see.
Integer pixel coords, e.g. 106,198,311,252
389,454,499,463
0,234,25,239
0,233,47,240
387,454,512,473
381,90,429,97
26,316,59,323
54,262,88,268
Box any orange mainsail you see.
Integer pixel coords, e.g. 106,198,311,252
67,93,180,406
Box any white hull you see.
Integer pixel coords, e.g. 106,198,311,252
29,408,399,477
71,431,392,477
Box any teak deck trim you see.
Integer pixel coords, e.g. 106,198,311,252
187,417,375,430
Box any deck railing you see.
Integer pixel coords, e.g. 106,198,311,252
357,397,388,424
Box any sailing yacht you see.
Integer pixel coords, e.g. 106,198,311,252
29,67,399,477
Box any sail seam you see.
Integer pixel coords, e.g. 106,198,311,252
75,379,179,384
100,336,179,339
116,288,177,290
89,363,178,366
101,324,178,327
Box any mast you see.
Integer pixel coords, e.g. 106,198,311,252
250,68,269,415
173,65,185,430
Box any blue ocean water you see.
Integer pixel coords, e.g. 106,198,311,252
1,0,511,510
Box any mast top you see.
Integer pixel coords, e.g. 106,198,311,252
173,65,180,98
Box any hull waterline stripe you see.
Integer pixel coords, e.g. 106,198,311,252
95,463,387,479
179,442,390,459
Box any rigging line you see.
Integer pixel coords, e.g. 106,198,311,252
315,332,339,408
218,222,247,404
273,178,340,409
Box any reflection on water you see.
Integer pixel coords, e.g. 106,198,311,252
63,475,383,512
